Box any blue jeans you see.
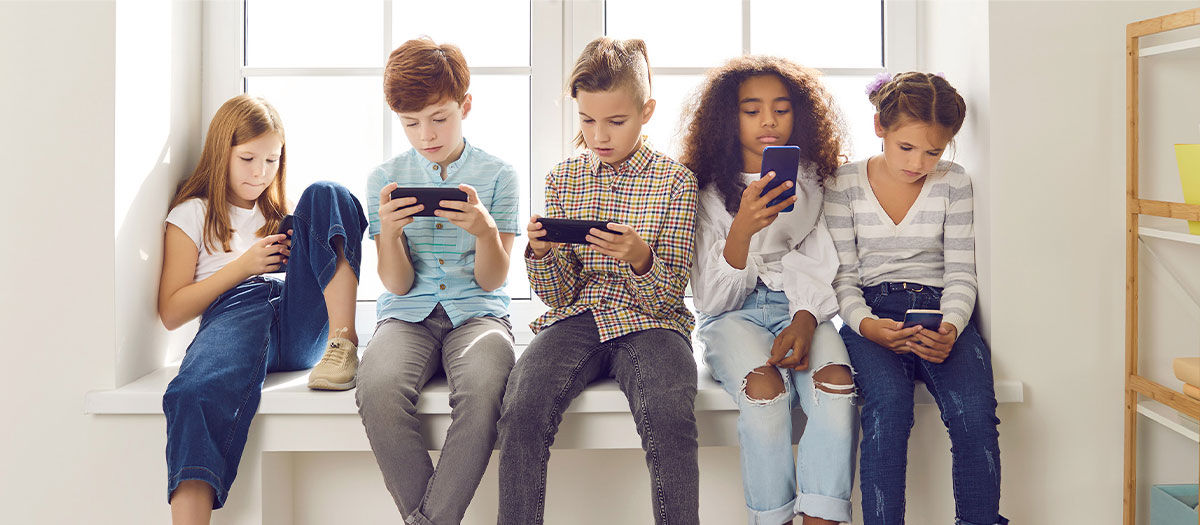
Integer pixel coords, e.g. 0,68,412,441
497,312,699,525
697,286,857,524
162,181,367,509
841,282,1006,525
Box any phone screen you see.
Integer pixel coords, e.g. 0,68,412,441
760,145,801,213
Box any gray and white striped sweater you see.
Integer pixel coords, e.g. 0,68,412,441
822,158,977,335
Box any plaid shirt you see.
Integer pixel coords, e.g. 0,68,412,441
526,141,698,341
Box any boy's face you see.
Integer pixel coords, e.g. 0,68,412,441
397,95,472,167
227,131,282,209
576,88,655,166
737,74,794,174
875,115,952,184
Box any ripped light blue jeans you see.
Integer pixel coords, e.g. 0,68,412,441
697,285,858,525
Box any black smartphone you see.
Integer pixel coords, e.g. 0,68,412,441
537,218,616,245
903,309,944,330
390,187,469,217
759,145,801,213
269,214,294,274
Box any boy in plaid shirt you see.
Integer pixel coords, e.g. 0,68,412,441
496,37,700,525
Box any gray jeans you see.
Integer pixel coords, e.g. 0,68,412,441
496,311,700,525
355,304,515,525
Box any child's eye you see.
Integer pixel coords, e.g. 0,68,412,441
240,157,253,161
405,122,418,128
610,120,626,126
433,119,446,123
266,159,279,164
581,118,595,124
899,145,913,151
775,109,790,115
743,110,759,116
926,151,941,157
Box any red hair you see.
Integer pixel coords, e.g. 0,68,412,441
384,37,470,112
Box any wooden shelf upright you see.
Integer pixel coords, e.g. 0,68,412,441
1124,7,1200,525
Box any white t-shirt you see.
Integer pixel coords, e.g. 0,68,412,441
165,198,266,282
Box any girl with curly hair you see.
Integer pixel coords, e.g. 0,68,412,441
681,55,855,525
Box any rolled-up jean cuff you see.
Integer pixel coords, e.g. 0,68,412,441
748,496,797,525
404,510,435,525
167,466,227,509
956,515,1009,525
795,492,852,523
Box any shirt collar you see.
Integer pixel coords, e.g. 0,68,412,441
586,136,653,176
417,138,473,178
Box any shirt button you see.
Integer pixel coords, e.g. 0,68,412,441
436,223,443,229
438,258,445,265
433,165,440,171
439,284,446,290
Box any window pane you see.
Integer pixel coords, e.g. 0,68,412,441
391,75,532,298
246,76,387,299
642,74,706,160
821,75,878,160
392,0,530,67
750,0,882,69
606,0,741,67
246,0,384,68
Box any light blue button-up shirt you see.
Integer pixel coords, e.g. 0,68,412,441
366,140,521,327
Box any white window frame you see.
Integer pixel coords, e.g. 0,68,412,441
201,0,915,302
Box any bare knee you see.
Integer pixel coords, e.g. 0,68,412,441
813,364,855,394
744,366,786,402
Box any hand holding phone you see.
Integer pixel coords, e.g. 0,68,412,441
759,145,801,213
537,218,616,244
267,215,294,274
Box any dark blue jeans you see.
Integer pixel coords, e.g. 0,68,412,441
840,283,1006,525
497,312,700,525
162,181,366,509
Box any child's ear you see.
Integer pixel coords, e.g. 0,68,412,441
641,98,656,124
873,113,885,138
460,94,473,120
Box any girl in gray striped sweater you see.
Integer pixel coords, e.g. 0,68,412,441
824,72,1006,525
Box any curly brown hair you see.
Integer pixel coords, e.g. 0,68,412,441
679,56,846,214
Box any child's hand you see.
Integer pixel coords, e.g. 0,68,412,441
768,311,817,371
378,182,424,241
905,322,958,364
860,317,923,354
527,215,556,259
586,223,652,275
235,234,289,277
434,184,498,238
729,172,798,239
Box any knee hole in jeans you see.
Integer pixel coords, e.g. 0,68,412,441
742,366,787,404
812,364,855,394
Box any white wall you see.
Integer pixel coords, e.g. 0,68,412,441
3,1,1197,524
985,2,1198,524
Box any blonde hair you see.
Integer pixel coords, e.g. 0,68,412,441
869,71,966,136
567,37,652,148
170,94,288,253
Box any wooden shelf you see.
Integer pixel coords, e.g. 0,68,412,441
1139,37,1200,57
1138,399,1200,443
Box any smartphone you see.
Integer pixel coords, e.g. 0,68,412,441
759,145,801,213
269,214,294,274
537,218,616,245
903,309,943,330
390,187,469,217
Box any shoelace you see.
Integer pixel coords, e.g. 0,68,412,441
318,342,352,367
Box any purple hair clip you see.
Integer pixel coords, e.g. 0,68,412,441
865,72,892,95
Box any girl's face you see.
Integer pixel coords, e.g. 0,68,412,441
875,116,953,184
397,95,472,168
576,88,655,166
737,74,794,174
227,132,283,209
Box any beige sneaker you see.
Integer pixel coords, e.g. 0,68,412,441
307,337,358,390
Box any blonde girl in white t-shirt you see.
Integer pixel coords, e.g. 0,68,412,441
157,94,368,523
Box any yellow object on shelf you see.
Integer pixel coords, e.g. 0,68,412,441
1175,357,1200,387
1177,144,1200,234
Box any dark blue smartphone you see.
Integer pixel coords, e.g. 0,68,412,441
537,218,616,245
269,214,294,274
903,309,943,330
759,145,801,213
390,187,469,217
